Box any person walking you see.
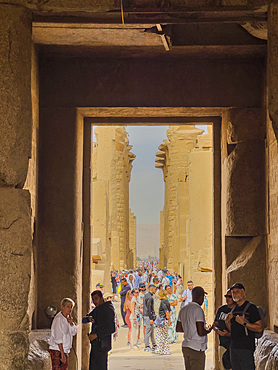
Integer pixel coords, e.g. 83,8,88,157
214,289,236,370
153,289,171,355
166,284,178,343
143,284,157,352
120,278,130,327
111,271,117,302
130,289,140,349
123,290,133,346
176,286,214,370
138,283,146,345
49,298,77,370
225,283,263,370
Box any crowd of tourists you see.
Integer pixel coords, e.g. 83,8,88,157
109,265,208,354
48,261,264,370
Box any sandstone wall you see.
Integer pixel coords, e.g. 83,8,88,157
188,129,213,324
0,5,33,369
91,126,136,281
267,3,278,334
129,210,137,269
266,115,278,331
221,108,267,310
156,126,203,273
40,56,264,109
37,108,84,369
24,44,40,330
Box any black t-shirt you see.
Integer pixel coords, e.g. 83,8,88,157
159,299,171,319
214,304,232,349
230,301,261,352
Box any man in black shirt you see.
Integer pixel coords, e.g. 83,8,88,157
225,283,262,370
214,289,236,370
83,290,116,370
143,284,157,352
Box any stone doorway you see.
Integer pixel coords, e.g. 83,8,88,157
3,14,267,369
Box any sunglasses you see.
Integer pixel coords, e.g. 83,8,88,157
224,295,232,298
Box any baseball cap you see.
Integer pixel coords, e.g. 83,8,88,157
139,283,145,288
192,286,208,295
103,292,113,299
96,283,104,288
230,283,245,290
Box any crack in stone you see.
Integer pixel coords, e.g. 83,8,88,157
0,217,21,230
11,252,24,256
7,26,13,74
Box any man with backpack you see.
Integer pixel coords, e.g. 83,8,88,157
225,283,263,370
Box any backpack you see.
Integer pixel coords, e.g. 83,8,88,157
231,301,265,339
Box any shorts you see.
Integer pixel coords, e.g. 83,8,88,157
138,313,146,326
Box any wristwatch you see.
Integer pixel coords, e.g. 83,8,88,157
243,322,247,327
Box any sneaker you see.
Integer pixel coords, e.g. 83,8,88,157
131,345,139,350
144,347,152,352
121,324,128,328
137,339,141,345
151,350,161,355
127,342,131,346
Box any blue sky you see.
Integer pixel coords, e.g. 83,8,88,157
127,126,168,225
127,125,208,225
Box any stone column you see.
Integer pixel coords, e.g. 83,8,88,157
267,5,278,332
37,108,84,369
268,2,278,141
0,5,32,369
222,108,267,309
156,126,202,273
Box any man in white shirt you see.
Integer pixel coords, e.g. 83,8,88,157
180,280,194,308
176,286,214,370
161,273,170,288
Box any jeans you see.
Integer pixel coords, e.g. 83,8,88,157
144,316,156,348
89,341,108,370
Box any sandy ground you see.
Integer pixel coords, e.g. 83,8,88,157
108,300,214,370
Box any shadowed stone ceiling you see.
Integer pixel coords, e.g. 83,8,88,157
34,21,266,58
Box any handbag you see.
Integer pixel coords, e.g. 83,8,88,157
154,317,165,328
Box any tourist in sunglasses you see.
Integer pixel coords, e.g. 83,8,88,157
213,289,236,370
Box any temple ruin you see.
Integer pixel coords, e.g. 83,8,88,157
91,126,136,289
156,125,213,323
0,0,278,368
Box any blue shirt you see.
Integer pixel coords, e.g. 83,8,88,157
135,275,142,289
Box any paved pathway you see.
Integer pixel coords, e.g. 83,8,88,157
108,300,214,370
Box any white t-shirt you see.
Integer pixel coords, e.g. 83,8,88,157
177,302,207,351
49,312,77,353
162,276,170,288
181,288,193,308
